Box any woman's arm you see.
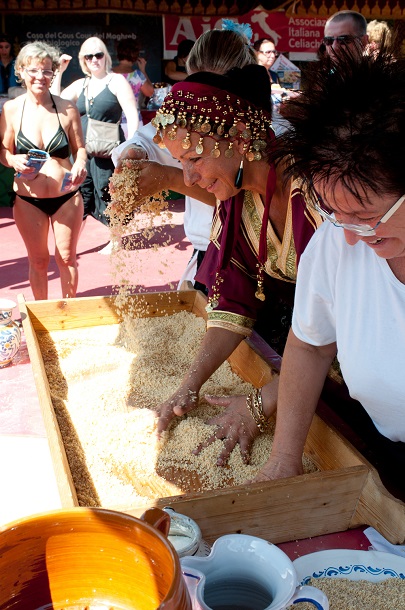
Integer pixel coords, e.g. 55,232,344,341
113,74,139,138
64,100,88,187
59,77,83,103
0,100,32,176
155,327,245,435
113,159,216,207
50,54,72,96
164,60,187,83
137,58,154,98
255,330,337,481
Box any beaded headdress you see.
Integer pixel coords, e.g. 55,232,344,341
151,66,273,162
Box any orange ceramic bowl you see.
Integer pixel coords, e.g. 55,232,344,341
0,507,192,610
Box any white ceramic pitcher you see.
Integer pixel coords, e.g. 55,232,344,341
181,534,328,610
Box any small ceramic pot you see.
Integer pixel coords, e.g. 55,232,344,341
181,534,329,610
164,507,204,558
0,298,21,368
0,507,192,610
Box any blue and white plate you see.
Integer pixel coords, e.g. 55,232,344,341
293,549,405,585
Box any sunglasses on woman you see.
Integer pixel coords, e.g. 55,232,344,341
84,52,105,61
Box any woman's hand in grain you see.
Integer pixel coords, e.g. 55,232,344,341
193,395,260,466
251,451,303,483
155,386,199,436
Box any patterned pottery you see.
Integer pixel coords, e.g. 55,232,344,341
0,298,21,368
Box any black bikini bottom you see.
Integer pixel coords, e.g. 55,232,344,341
16,191,79,216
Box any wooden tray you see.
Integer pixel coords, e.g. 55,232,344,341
19,291,405,545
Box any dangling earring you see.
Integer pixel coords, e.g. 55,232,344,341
234,159,244,189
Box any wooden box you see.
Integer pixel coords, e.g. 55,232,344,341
19,291,405,545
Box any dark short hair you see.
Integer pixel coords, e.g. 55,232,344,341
275,44,405,201
116,39,140,62
253,37,276,51
326,10,368,37
177,39,195,59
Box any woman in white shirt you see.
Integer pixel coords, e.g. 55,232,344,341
248,45,405,498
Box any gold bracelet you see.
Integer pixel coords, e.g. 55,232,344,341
246,388,269,433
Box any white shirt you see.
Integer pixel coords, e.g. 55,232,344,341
293,221,405,442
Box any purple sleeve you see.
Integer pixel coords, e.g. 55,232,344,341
292,192,321,267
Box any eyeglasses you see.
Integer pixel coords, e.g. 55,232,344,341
322,35,362,47
260,50,279,56
84,52,105,61
312,191,405,236
25,68,54,79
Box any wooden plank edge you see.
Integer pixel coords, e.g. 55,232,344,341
24,291,199,331
110,466,369,545
351,469,405,544
308,404,405,543
18,294,78,507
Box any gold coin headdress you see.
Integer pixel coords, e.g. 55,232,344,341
151,70,273,162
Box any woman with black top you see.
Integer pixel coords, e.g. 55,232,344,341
57,37,138,230
0,41,87,299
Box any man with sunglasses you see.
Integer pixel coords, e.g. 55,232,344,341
321,10,368,59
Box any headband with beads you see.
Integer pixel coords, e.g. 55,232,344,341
151,80,273,162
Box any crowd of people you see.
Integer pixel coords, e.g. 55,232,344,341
1,12,405,498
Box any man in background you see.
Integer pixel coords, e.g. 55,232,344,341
322,10,368,59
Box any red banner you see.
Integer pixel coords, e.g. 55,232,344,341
163,9,327,58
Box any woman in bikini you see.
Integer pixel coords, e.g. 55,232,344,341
0,41,87,299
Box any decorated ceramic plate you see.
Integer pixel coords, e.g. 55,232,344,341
293,549,405,585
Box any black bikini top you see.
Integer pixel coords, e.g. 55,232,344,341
15,93,71,159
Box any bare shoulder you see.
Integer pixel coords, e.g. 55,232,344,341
2,94,25,119
109,72,130,92
110,72,126,83
53,94,79,112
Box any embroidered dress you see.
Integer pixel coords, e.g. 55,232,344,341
195,175,321,351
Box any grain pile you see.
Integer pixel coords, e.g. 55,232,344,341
38,310,318,508
287,576,405,609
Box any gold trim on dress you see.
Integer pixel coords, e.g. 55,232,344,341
207,312,254,336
